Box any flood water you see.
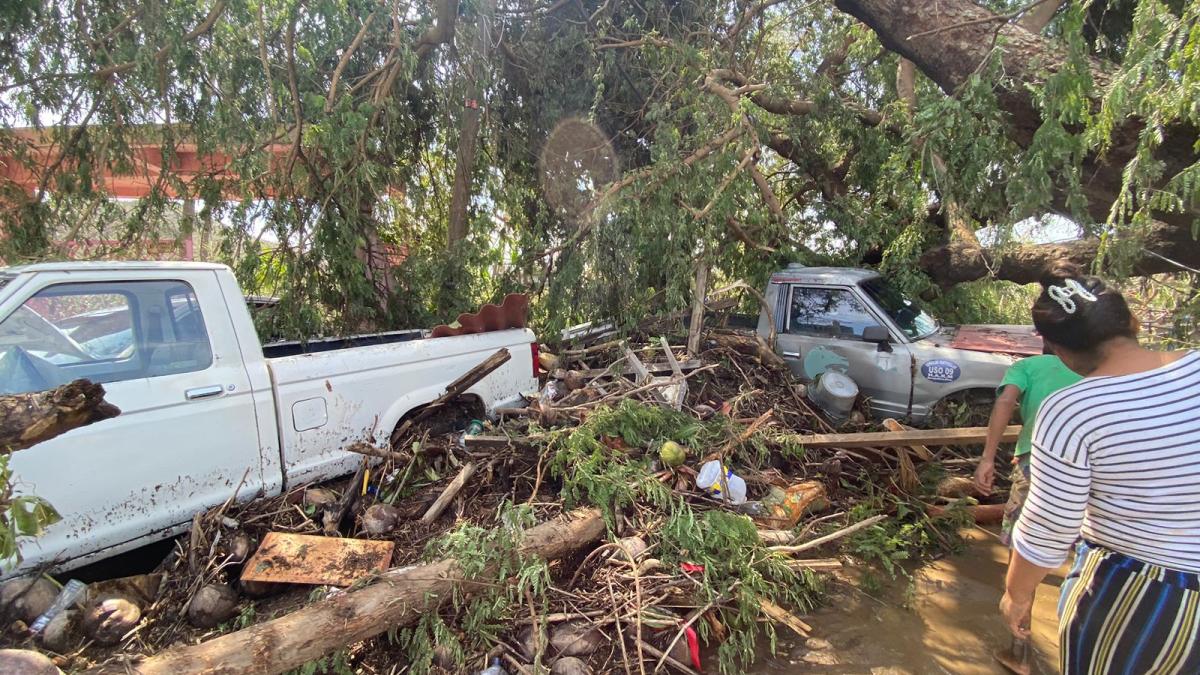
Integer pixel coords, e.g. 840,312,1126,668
751,528,1066,674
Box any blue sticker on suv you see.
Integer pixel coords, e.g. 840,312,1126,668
921,359,961,383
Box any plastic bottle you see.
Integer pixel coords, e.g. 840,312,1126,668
479,657,508,675
29,579,86,635
458,419,485,448
695,460,747,504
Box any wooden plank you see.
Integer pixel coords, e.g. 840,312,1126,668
462,434,542,449
659,336,687,410
578,359,703,379
421,461,476,524
241,533,394,587
882,418,933,461
623,344,667,403
781,425,1020,449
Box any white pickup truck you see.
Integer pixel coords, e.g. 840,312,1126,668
0,261,537,575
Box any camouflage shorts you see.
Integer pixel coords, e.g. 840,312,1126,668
1000,456,1031,547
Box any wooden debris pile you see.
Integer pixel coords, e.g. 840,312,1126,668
1,330,1012,675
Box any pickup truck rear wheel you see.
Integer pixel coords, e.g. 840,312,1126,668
929,389,994,429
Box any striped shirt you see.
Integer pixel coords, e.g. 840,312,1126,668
1012,351,1200,573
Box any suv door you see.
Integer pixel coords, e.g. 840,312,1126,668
1,272,264,573
775,285,913,418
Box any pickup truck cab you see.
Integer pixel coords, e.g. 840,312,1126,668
0,261,537,575
758,264,1041,422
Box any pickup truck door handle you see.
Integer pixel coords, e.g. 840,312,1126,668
781,351,800,358
185,385,225,401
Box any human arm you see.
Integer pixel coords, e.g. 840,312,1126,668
1003,399,1092,636
974,384,1020,495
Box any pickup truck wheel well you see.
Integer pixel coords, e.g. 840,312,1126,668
388,394,485,447
929,388,995,428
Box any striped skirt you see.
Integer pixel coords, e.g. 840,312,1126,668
1058,540,1200,674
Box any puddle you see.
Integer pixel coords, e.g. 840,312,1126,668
750,528,1064,674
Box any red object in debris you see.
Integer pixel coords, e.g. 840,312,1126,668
684,625,702,671
431,293,530,338
680,562,705,574
950,325,1043,356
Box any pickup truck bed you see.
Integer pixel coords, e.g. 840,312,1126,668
0,261,537,575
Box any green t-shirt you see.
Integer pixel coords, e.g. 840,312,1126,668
1000,355,1084,456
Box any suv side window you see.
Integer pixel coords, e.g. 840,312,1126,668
787,286,879,339
0,280,213,395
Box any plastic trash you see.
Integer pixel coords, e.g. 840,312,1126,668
541,379,564,402
734,501,768,517
755,481,829,528
29,579,86,635
695,460,747,504
458,419,485,448
480,657,508,675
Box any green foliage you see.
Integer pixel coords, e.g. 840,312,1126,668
660,509,822,674
286,649,354,675
401,501,550,675
0,454,60,569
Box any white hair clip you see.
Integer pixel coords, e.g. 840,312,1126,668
1047,278,1097,314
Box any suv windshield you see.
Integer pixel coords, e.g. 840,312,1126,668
860,278,939,339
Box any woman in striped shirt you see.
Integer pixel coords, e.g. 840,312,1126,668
1001,263,1199,674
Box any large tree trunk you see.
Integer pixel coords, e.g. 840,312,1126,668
1,380,120,452
446,0,495,245
834,0,1200,284
91,508,604,675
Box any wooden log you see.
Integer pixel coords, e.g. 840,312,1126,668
344,441,409,464
391,348,512,441
779,425,1020,449
769,514,888,555
421,461,477,523
462,434,542,450
686,261,709,357
706,332,787,370
0,379,120,452
89,509,605,675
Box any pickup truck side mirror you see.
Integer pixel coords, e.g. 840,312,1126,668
861,325,892,352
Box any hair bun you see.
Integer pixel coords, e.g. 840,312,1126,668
1040,261,1083,289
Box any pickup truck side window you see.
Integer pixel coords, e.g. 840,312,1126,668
0,281,213,395
787,286,880,339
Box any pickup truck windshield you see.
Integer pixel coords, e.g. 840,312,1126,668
860,278,939,339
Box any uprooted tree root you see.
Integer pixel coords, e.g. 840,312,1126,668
11,330,1000,675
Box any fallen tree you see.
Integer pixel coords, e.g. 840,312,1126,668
90,508,604,675
833,0,1200,284
0,380,121,452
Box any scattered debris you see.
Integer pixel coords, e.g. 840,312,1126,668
0,578,57,626
0,325,1013,674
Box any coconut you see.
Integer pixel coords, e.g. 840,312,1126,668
361,503,402,535
187,584,240,629
39,609,80,654
550,656,592,675
658,441,686,468
612,536,648,563
0,578,58,625
0,649,62,675
82,597,140,646
224,531,255,565
303,488,339,509
549,621,606,657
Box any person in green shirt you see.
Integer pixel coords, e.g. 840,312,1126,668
974,352,1083,545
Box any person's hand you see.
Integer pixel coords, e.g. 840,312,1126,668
974,458,995,495
999,591,1033,639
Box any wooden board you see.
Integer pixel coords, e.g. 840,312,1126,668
241,532,394,587
784,425,1020,449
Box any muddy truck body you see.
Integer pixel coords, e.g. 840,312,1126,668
0,262,537,576
757,264,1042,422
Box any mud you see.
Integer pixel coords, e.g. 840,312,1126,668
752,528,1066,674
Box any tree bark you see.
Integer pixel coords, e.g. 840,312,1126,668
920,219,1200,285
1,380,120,452
447,0,495,245
90,508,604,675
834,0,1199,281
